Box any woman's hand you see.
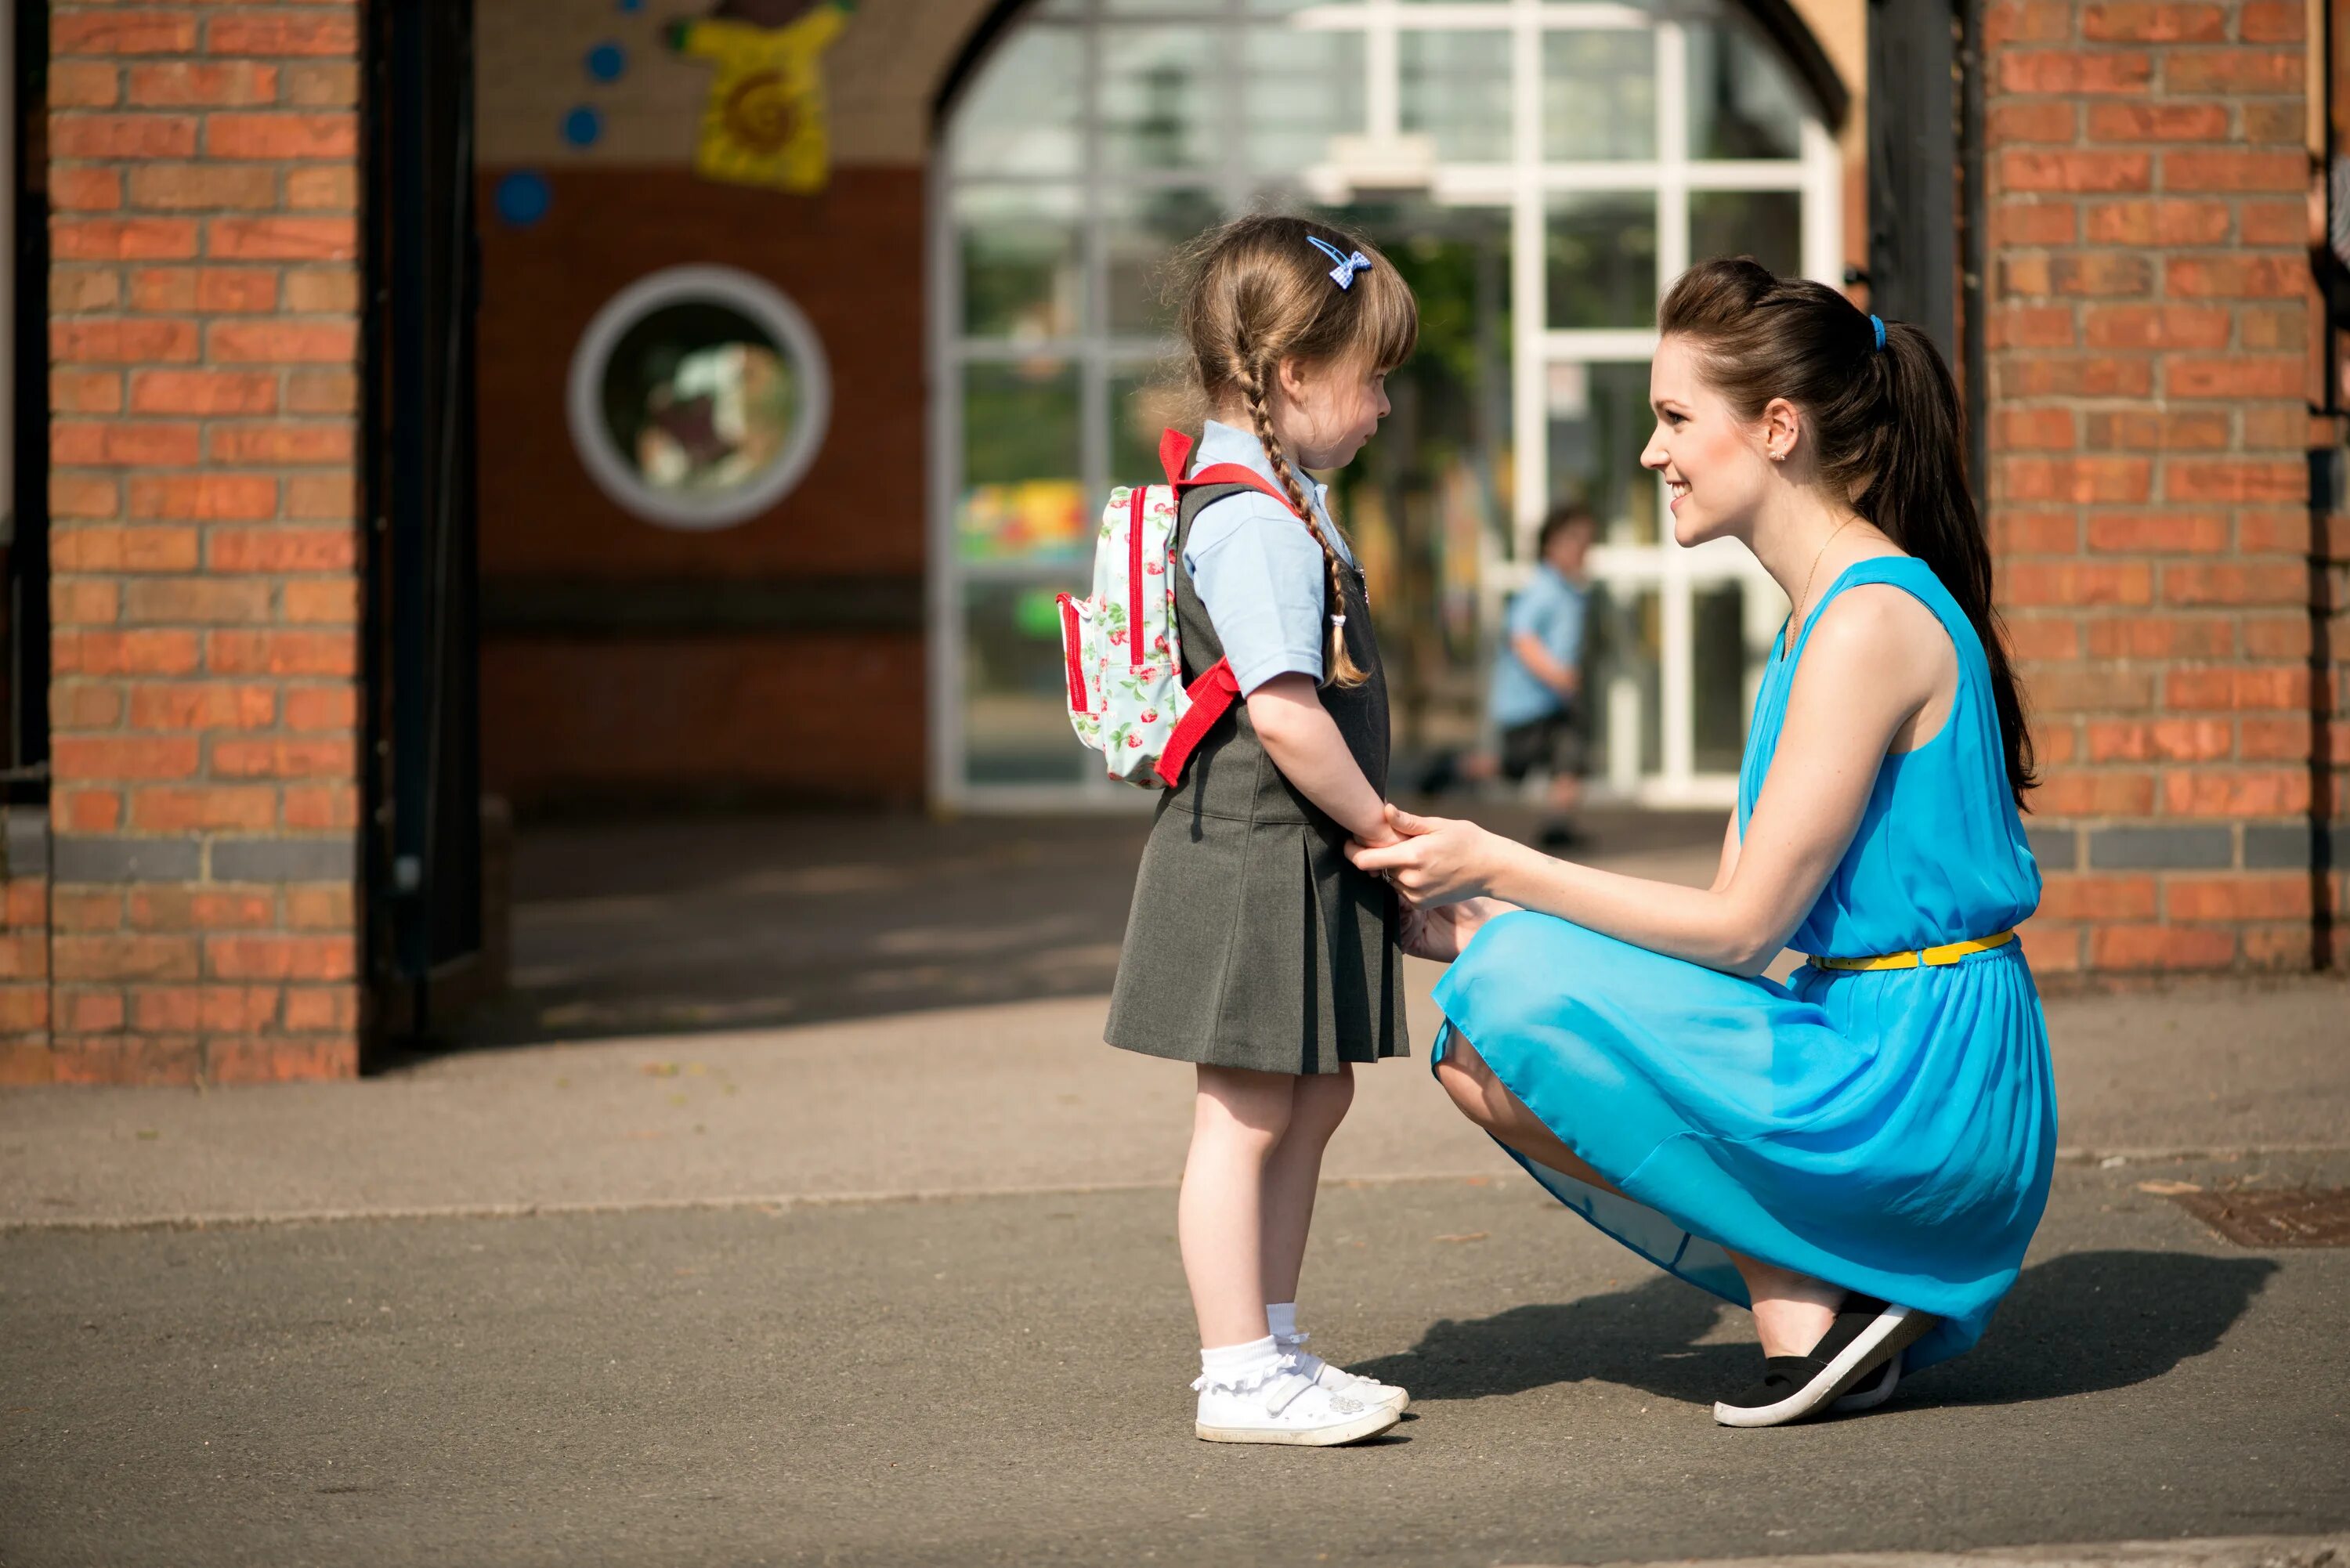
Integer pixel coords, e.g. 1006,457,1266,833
1346,804,1513,907
1398,896,1514,961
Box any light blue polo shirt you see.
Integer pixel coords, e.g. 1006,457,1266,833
1181,420,1358,695
1489,562,1589,728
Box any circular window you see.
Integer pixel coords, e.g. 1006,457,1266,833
566,265,832,531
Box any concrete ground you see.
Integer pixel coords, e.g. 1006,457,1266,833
2,810,2347,1566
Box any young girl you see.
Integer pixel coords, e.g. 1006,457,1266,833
1103,215,1418,1446
1354,257,2056,1428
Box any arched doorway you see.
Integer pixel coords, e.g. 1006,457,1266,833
930,0,1844,809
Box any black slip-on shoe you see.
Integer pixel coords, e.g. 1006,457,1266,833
1712,1302,1936,1429
1824,1292,1904,1412
1830,1349,1902,1412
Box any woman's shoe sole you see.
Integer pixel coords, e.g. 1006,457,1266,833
1712,1305,1936,1429
1195,1406,1402,1446
1831,1350,1901,1413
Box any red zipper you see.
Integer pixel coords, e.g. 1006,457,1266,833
1056,594,1088,711
1127,486,1148,667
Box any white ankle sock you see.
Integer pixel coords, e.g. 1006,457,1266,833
1265,1302,1300,1346
1198,1335,1284,1390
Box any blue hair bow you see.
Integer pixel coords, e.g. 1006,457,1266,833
1305,235,1372,290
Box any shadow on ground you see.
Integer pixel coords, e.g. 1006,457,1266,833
1352,1249,2278,1411
429,804,1722,1053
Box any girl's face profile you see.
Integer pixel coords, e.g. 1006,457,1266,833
1277,353,1391,471
1642,336,1777,548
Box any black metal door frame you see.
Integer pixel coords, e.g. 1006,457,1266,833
362,0,483,1049
1864,0,1987,497
5,0,49,808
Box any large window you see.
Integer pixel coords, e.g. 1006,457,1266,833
932,0,1839,807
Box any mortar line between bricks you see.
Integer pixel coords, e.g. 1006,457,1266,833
6,1147,2347,1234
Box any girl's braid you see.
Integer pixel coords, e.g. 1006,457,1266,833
1234,345,1368,688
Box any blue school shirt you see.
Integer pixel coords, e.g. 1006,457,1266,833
1488,562,1588,728
1182,421,1358,696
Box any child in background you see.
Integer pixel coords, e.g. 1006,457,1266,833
1485,504,1596,847
1102,215,1418,1446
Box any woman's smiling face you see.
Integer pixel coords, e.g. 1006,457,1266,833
1641,335,1778,547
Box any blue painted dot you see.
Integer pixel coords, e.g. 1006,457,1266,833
494,170,552,228
562,106,603,148
617,0,643,11
586,42,627,81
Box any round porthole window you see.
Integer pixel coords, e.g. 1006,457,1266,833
566,264,832,531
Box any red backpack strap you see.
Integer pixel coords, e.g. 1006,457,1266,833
1158,428,1193,487
1153,659,1241,789
1157,427,1307,519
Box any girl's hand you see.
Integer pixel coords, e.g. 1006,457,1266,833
1346,805,1508,906
1398,897,1513,962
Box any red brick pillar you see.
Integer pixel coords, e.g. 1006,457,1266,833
1983,0,2344,977
24,3,364,1081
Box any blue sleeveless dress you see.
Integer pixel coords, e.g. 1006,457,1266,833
1430,557,2055,1370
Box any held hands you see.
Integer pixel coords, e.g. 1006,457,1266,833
1346,804,1500,907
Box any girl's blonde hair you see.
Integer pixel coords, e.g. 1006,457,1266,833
1169,214,1418,688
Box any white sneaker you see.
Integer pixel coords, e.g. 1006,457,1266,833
1279,1337,1410,1414
1192,1364,1401,1446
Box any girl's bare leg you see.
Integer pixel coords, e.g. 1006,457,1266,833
1179,1065,1298,1348
1259,1065,1355,1306
1436,1033,1846,1359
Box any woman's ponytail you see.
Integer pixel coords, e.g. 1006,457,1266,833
1660,259,2037,807
1867,322,2037,807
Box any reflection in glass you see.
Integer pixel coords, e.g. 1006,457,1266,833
1400,32,1513,162
959,185,1083,341
1547,361,1658,547
598,301,798,498
1315,200,1513,728
1101,28,1217,171
960,361,1086,562
1104,186,1222,336
1693,580,1759,774
964,581,1090,785
1690,189,1803,276
1543,32,1657,161
1687,18,1806,160
1546,194,1658,328
1246,27,1365,172
1584,583,1662,780
951,28,1082,176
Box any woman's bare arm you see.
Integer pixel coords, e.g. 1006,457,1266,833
1350,587,1954,974
1709,811,1741,895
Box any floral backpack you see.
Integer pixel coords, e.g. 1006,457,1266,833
1058,428,1305,787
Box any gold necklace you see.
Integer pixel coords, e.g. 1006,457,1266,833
1784,515,1857,658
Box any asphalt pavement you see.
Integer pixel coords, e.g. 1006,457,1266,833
2,810,2345,1566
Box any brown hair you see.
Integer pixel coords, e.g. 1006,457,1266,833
1169,214,1418,687
1658,257,2037,808
1538,501,1597,556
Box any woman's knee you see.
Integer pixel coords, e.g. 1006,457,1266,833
1434,1042,1506,1130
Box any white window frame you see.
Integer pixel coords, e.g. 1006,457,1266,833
930,0,1841,811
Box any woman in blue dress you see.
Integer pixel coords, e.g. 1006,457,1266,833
1351,258,2055,1428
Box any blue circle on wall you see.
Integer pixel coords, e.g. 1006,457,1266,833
618,0,644,10
586,42,627,81
495,170,553,228
562,106,604,148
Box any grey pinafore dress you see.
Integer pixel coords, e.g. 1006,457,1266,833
1103,480,1409,1075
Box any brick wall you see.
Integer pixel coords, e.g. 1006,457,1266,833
1984,0,2346,977
9,3,367,1082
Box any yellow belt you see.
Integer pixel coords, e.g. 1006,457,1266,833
1809,929,2016,972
